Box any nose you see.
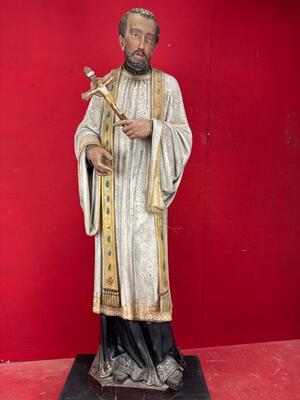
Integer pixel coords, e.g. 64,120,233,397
139,34,145,49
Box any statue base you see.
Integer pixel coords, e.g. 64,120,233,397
59,354,211,400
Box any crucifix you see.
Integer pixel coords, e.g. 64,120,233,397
81,66,127,121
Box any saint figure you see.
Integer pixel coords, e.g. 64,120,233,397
75,7,192,391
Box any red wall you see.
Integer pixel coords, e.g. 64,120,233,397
1,0,299,361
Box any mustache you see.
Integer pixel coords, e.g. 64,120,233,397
133,49,147,57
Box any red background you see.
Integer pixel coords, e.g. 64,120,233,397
1,0,299,361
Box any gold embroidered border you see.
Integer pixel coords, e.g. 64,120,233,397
101,68,122,307
93,68,172,317
78,136,101,158
95,297,172,322
151,68,172,313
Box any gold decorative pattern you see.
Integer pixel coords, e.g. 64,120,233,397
92,68,172,319
151,68,172,313
156,355,183,382
97,298,172,322
101,68,122,307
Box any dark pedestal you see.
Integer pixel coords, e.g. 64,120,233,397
59,354,211,400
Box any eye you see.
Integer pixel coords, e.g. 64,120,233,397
131,31,140,39
146,37,154,45
145,34,155,45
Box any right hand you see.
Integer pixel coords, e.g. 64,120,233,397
87,146,113,176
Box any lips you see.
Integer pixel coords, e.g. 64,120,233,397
134,51,146,58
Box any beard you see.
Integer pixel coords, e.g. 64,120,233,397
124,49,151,75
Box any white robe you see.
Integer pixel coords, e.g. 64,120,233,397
75,68,192,322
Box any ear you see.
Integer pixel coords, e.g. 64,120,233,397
119,35,125,51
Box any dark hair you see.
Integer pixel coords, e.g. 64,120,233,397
118,8,160,44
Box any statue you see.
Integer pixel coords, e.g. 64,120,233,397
75,7,192,392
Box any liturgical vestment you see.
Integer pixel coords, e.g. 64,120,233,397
75,67,192,324
75,67,192,386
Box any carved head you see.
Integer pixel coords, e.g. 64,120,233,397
118,8,160,75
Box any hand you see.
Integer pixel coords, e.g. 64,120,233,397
114,119,152,140
87,146,113,176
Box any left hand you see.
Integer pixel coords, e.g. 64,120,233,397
113,119,152,140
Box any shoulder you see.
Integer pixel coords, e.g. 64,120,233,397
158,71,182,98
163,72,179,86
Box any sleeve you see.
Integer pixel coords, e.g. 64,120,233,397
146,75,192,212
74,95,104,235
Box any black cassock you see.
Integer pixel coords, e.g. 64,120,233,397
89,315,185,387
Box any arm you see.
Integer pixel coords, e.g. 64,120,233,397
146,75,192,211
74,95,106,235
75,95,114,173
75,95,103,159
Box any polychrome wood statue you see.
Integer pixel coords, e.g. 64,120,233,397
75,7,192,391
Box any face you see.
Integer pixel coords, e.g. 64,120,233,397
120,13,157,74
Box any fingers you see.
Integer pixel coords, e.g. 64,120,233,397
127,134,138,140
122,125,132,133
113,120,134,136
94,162,113,175
99,147,113,161
89,147,114,175
96,170,110,176
94,160,113,175
113,119,131,127
113,119,150,140
124,129,135,137
89,146,113,161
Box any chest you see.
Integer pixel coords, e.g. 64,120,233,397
116,78,151,120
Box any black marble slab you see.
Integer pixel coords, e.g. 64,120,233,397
59,354,211,400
